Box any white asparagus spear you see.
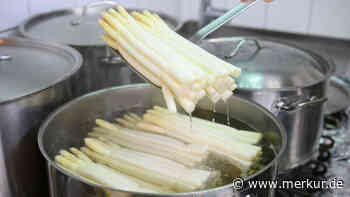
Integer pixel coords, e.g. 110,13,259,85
92,119,208,166
56,151,158,192
161,86,177,113
149,12,242,77
111,8,209,82
101,33,196,113
83,138,219,192
132,12,228,77
99,21,196,113
143,112,261,160
99,7,241,112
102,11,200,84
153,106,262,144
88,132,206,167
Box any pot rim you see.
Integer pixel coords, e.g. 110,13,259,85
38,84,287,196
19,8,183,47
202,37,336,92
0,37,82,105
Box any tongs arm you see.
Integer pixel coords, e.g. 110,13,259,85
191,0,258,43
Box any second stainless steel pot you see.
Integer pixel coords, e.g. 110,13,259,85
200,37,335,170
20,1,183,97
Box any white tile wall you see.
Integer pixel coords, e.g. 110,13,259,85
81,0,181,20
212,0,227,9
180,0,201,21
265,0,313,34
309,0,350,40
135,0,181,19
82,0,138,8
28,0,81,16
228,0,267,29
1,0,350,40
0,0,29,31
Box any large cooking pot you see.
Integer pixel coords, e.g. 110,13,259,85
20,1,183,97
200,37,335,170
0,37,82,197
38,84,286,197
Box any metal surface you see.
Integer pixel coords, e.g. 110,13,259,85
20,4,182,97
191,0,257,43
179,21,350,116
200,37,334,170
20,5,182,47
325,76,350,115
273,96,327,112
225,38,262,58
0,37,82,102
201,37,333,89
38,84,287,197
179,20,350,76
0,38,82,197
70,45,145,97
113,0,259,87
0,129,10,197
71,0,117,26
0,55,12,61
110,48,158,87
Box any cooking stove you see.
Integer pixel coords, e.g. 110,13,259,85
275,110,350,197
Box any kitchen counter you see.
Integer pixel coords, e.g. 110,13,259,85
179,21,350,77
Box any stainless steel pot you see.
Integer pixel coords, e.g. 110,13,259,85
38,84,287,197
20,1,183,97
0,37,82,197
200,37,335,171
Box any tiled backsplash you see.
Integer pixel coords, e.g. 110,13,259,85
1,0,349,40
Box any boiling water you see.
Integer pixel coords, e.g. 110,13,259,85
192,108,276,189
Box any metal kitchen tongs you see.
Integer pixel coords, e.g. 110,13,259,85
115,0,259,87
190,0,258,43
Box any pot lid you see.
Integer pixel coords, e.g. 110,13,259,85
20,2,182,47
0,38,82,103
200,37,334,90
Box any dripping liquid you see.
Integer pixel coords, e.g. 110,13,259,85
189,113,192,131
212,103,216,122
225,101,230,126
192,108,276,189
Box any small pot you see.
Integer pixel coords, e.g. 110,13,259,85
38,84,286,197
0,37,82,197
200,37,335,171
20,1,183,97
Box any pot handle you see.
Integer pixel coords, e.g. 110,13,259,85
0,55,12,61
224,37,262,59
71,0,117,26
272,95,328,114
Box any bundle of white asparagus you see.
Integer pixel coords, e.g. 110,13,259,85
99,6,241,114
56,139,218,192
55,107,263,193
56,148,175,193
116,106,262,173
